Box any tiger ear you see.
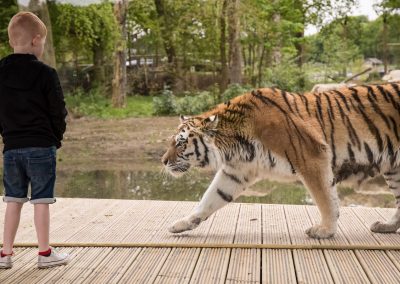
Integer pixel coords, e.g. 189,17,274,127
180,115,189,123
203,115,218,130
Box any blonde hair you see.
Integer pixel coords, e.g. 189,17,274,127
8,12,47,46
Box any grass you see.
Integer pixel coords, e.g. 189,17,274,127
65,90,154,118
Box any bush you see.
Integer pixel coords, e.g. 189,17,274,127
153,89,218,116
263,62,311,92
175,91,215,115
366,71,382,82
152,89,176,115
152,85,254,116
221,84,251,101
65,88,153,118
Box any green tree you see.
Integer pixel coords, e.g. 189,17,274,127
0,0,18,58
47,1,118,86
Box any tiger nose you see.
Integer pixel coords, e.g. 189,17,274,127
161,155,168,165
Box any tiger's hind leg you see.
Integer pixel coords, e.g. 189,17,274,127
370,169,400,233
300,164,339,239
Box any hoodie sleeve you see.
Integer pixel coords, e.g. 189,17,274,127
44,67,68,144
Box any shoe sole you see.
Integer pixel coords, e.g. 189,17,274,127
38,259,69,269
0,265,12,269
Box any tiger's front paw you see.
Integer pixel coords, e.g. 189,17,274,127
168,216,201,233
370,221,400,233
305,224,336,239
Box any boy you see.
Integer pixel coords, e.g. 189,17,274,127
0,12,68,268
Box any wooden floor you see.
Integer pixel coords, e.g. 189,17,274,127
1,198,400,283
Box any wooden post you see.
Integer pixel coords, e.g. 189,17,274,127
25,0,56,68
227,0,242,84
112,0,127,108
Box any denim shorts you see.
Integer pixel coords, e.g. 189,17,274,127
3,146,57,204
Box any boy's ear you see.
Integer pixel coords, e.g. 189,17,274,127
32,35,40,46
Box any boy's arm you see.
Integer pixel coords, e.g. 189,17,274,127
45,68,68,143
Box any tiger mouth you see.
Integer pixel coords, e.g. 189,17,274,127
166,162,191,176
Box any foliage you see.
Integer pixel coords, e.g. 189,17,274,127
65,88,153,118
152,89,176,115
153,84,252,116
47,0,118,87
174,91,216,115
0,0,18,58
221,84,251,101
263,59,311,92
153,89,217,116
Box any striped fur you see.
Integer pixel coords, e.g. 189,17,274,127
162,83,400,238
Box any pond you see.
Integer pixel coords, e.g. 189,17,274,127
0,168,395,208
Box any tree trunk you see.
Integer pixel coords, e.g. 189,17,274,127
257,44,266,87
219,0,229,93
293,0,305,68
112,0,127,108
92,47,105,87
272,10,281,65
383,13,389,74
154,0,177,88
294,30,304,68
342,17,348,77
26,0,56,68
227,0,242,84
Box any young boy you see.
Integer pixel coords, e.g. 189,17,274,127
0,12,68,269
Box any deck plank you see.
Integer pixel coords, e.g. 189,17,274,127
293,249,334,284
1,199,400,283
18,248,78,284
355,250,400,283
262,204,291,244
323,250,370,284
262,249,296,284
261,205,297,284
352,207,400,246
154,248,201,284
284,205,319,245
80,248,141,283
189,248,230,284
48,247,113,283
189,204,240,283
225,204,261,283
117,248,172,283
66,200,133,243
337,207,379,245
40,199,118,243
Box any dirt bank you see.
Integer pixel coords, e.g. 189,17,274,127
0,116,179,172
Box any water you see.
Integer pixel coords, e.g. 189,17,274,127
53,169,310,204
0,168,394,207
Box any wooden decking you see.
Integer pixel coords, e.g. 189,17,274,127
1,198,400,283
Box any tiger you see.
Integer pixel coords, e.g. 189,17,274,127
161,83,400,239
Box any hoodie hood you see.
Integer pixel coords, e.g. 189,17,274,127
0,54,44,90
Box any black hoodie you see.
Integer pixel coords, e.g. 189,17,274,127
0,54,67,152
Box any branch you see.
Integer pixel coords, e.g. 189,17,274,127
341,67,372,83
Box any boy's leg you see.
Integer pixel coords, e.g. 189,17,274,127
2,202,23,254
27,147,56,252
27,147,69,268
2,149,29,255
34,204,50,252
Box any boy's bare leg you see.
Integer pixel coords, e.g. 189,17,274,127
2,202,23,254
34,204,50,252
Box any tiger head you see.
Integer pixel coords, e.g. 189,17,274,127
162,114,219,177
